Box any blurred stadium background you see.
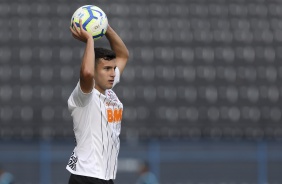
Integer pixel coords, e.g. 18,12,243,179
1,0,282,183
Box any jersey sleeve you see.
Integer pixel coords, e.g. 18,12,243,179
112,67,120,88
68,81,93,109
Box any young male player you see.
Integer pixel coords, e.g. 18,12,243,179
66,19,129,184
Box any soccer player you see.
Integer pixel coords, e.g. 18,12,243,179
66,19,129,184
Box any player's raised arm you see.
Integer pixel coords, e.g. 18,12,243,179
70,19,95,93
105,25,129,75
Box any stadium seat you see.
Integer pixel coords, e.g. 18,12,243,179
0,85,12,102
0,106,13,122
0,65,12,81
20,85,33,101
0,47,12,62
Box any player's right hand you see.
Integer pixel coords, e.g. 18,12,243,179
70,19,93,43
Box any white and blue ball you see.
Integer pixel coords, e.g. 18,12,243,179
71,5,108,40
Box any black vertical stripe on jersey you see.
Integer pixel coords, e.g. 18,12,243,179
110,122,119,177
107,104,117,179
113,105,121,149
104,99,109,133
113,145,120,178
105,133,110,179
105,100,113,179
99,93,104,156
112,104,121,177
108,138,115,178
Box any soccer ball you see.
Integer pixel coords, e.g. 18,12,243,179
71,5,108,40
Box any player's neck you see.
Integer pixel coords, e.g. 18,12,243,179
95,86,106,95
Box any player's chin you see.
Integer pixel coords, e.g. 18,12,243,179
106,83,114,89
108,81,114,86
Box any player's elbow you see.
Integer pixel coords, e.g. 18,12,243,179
123,48,129,60
119,49,129,63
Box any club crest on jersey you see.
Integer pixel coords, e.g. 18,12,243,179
107,90,119,102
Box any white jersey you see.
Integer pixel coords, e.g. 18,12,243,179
66,68,123,180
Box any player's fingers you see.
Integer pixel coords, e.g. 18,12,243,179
70,26,75,32
72,21,80,33
79,19,83,31
72,32,84,42
70,26,78,36
70,28,79,37
70,27,80,38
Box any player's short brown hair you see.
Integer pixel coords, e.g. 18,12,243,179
94,48,116,65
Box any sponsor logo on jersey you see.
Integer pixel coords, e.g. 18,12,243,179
107,108,123,123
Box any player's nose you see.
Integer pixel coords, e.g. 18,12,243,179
111,69,116,77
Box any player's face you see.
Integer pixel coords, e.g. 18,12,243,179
94,58,116,94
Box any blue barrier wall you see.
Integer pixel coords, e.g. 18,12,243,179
1,139,282,184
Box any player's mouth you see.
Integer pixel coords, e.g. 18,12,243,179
108,80,114,84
